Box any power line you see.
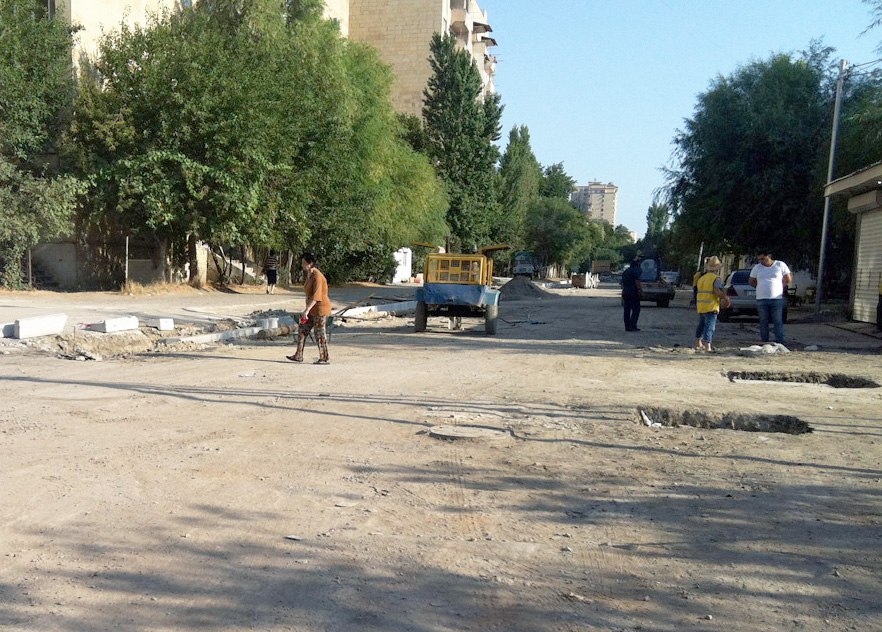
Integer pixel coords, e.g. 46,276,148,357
849,57,882,68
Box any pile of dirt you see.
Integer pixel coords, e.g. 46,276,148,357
499,276,553,301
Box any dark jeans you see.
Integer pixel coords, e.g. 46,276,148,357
757,297,786,343
623,294,641,330
695,311,718,344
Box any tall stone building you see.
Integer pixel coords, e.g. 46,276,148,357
346,0,497,117
54,0,497,119
570,182,618,226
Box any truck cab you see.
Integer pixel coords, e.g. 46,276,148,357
637,257,676,307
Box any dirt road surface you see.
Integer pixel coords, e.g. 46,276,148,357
1,282,881,631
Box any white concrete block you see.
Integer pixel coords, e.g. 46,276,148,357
14,313,68,339
257,318,280,330
343,301,417,316
161,326,263,345
91,316,139,333
146,318,174,331
1,322,14,338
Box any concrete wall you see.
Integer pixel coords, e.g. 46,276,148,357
322,0,350,36
57,0,181,62
32,240,80,289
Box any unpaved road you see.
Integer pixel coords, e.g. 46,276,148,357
1,283,881,631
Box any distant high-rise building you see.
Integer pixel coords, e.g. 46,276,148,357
570,182,618,225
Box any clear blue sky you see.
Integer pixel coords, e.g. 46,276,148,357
481,0,882,237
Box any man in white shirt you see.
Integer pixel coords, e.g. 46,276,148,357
749,252,792,344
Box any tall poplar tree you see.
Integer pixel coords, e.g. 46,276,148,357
497,125,541,247
423,33,502,250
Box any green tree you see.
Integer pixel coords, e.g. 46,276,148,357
539,162,575,199
666,52,830,267
72,0,446,283
645,201,671,238
496,125,541,247
423,33,502,250
0,0,82,286
524,197,589,268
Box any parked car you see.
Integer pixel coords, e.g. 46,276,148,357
638,257,676,307
719,269,788,322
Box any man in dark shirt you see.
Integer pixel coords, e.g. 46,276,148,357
621,258,642,332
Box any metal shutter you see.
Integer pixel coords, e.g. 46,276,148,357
853,210,882,323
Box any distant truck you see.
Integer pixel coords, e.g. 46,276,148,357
512,251,536,277
637,257,676,307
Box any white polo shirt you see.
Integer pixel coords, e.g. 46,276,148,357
750,261,791,300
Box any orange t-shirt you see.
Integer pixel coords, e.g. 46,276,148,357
304,267,332,316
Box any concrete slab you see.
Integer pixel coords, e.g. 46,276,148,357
257,318,280,329
14,313,68,339
343,301,416,317
90,316,140,333
161,326,263,345
146,318,175,331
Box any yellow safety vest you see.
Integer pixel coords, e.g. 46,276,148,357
696,273,721,314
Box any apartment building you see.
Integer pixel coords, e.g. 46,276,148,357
48,0,188,59
347,0,497,116
570,182,618,225
51,0,496,119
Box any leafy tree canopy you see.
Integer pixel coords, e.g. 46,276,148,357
423,33,502,251
539,162,575,199
496,125,541,248
72,0,446,282
0,0,82,286
666,50,831,267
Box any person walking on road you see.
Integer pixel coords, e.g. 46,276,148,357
694,256,731,352
749,252,792,344
621,258,642,332
264,249,279,295
287,252,331,365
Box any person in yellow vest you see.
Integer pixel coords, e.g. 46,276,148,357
694,256,731,352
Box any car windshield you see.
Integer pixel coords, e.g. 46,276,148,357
730,270,751,285
639,259,659,282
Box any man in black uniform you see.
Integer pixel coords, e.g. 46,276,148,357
621,258,642,332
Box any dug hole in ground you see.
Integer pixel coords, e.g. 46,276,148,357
1,278,881,631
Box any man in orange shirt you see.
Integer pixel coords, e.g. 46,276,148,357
287,252,331,364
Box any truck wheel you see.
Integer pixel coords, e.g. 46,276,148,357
485,305,498,335
414,301,427,332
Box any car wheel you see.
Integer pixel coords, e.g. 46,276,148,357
414,301,427,332
719,309,731,322
485,305,498,334
657,299,670,308
783,308,788,324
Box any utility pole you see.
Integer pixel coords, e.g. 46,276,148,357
815,59,848,316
